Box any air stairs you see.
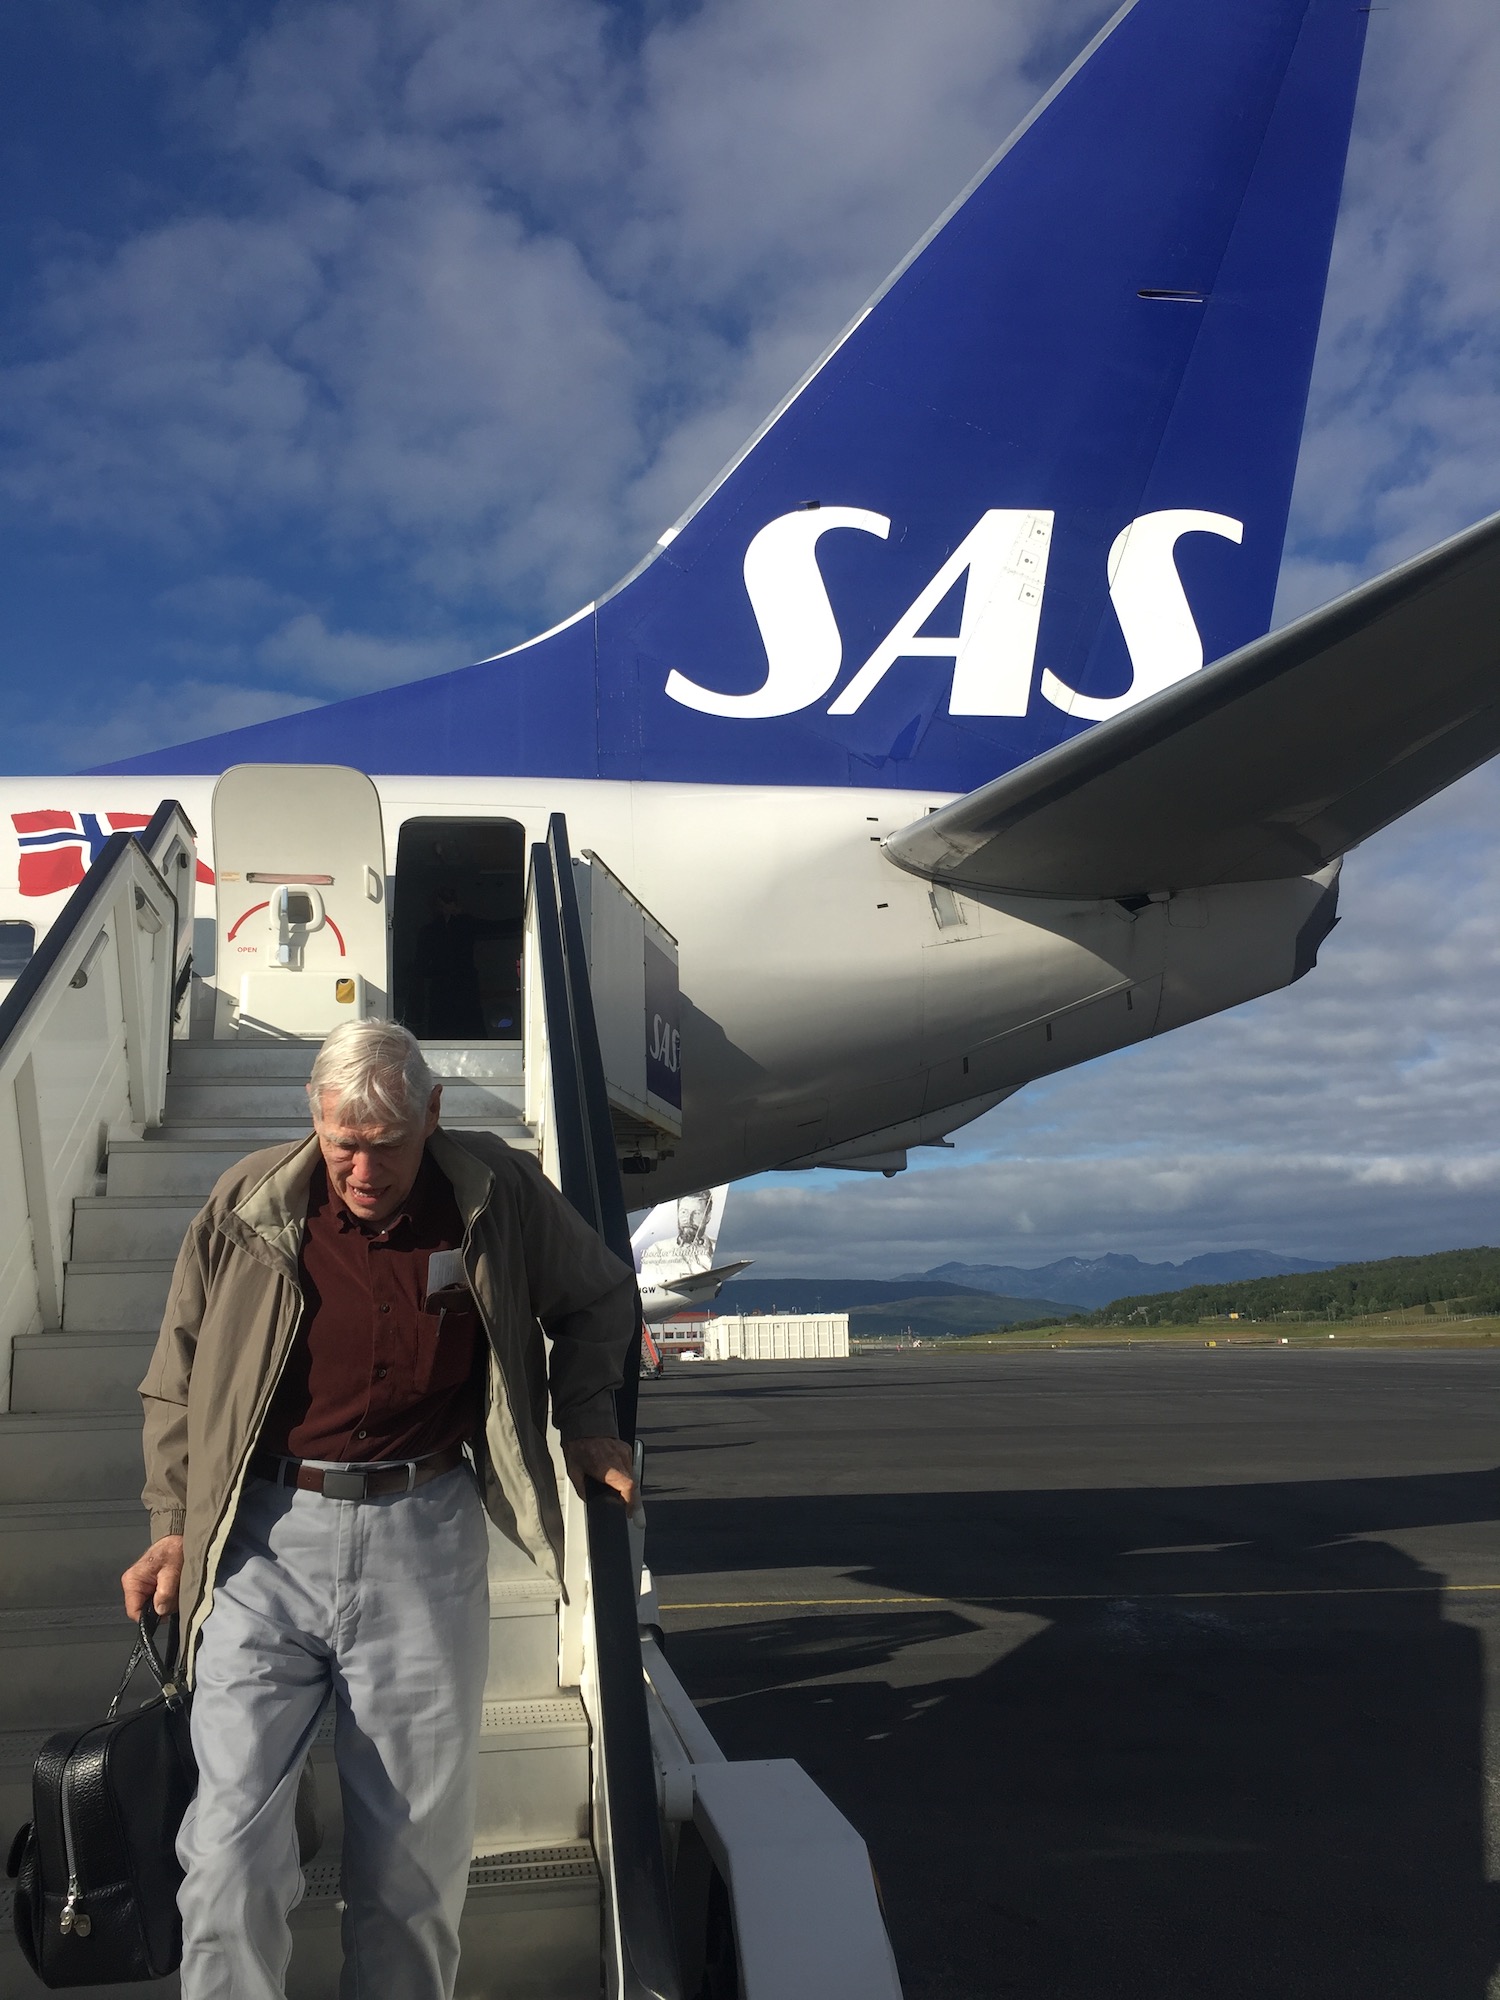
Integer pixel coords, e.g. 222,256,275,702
1,1037,603,1998
0,797,903,2000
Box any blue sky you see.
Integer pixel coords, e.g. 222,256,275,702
3,0,1498,1272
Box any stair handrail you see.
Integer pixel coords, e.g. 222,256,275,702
0,806,193,1065
0,805,196,1408
529,815,683,2000
139,799,200,1036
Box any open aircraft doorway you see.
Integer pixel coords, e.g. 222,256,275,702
392,817,526,1041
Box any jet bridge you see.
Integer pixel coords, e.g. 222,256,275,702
0,789,900,1999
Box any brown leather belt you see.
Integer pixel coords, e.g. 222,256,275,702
249,1442,466,1501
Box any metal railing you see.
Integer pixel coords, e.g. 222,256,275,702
529,813,682,2000
0,802,198,1405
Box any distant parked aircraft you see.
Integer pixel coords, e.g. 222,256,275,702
632,1186,751,1325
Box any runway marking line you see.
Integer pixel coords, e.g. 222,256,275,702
660,1583,1500,1611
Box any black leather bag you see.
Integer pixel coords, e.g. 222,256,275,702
6,1610,196,1987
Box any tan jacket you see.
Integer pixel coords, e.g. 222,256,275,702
138,1126,636,1679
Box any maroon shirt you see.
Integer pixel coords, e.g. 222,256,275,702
259,1151,484,1463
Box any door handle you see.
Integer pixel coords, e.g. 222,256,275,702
365,866,383,903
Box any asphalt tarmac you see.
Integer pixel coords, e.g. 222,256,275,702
639,1348,1500,1999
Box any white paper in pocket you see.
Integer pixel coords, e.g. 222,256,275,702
427,1249,465,1294
425,1249,471,1314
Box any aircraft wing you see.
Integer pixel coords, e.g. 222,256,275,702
884,511,1500,900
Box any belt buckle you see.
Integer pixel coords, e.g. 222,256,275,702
321,1467,369,1502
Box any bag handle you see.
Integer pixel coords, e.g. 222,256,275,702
106,1607,183,1719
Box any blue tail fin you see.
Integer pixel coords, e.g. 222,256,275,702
105,0,1368,789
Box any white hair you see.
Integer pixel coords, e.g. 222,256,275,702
307,1020,437,1134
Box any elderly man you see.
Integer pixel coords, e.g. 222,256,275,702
121,1019,637,1999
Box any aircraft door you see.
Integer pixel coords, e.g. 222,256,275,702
390,818,525,1040
212,764,387,1039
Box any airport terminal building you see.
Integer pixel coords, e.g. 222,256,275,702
704,1314,851,1361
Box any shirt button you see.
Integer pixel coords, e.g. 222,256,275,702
357,1429,368,1439
379,1303,391,1314
375,1366,388,1379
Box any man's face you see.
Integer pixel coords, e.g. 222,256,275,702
680,1194,711,1242
313,1086,441,1226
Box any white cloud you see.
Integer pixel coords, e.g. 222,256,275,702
257,611,461,694
32,678,321,771
7,0,1498,651
0,0,1112,633
1276,0,1500,616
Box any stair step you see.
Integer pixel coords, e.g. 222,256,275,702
0,1414,143,1504
105,1138,273,1196
168,1041,319,1081
166,1041,523,1083
307,1694,590,1855
0,1844,600,2000
150,1117,536,1149
149,1121,311,1142
287,1843,600,2000
63,1262,175,1333
0,1696,588,1867
165,1078,527,1123
105,1124,535,1198
0,1605,141,1731
0,1578,562,1734
10,1331,156,1413
477,1696,593,1851
163,1082,316,1121
70,1197,200,1263
424,1043,525,1082
0,1500,148,1611
483,1581,566,1701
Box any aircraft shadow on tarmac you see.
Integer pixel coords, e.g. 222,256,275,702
652,1468,1500,2000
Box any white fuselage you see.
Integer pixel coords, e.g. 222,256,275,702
0,774,1334,1200
637,1266,749,1324
639,1277,717,1324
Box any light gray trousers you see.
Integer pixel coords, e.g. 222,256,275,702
178,1466,491,2000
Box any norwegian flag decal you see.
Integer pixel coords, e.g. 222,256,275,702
12,811,215,896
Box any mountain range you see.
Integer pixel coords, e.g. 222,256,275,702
712,1255,1337,1326
710,1276,1077,1332
901,1252,1334,1312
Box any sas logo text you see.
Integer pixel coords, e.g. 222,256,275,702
664,507,1242,723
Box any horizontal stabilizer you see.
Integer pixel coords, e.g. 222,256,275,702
660,1260,754,1303
885,511,1500,898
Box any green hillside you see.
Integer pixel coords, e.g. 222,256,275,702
846,1293,1079,1338
1083,1247,1500,1327
715,1278,1079,1330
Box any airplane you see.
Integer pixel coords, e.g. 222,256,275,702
632,1187,752,1326
5,0,1500,1207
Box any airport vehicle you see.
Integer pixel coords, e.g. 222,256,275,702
5,0,1500,1991
632,1187,752,1326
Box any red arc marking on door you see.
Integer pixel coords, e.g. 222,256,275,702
225,902,346,955
226,901,269,940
